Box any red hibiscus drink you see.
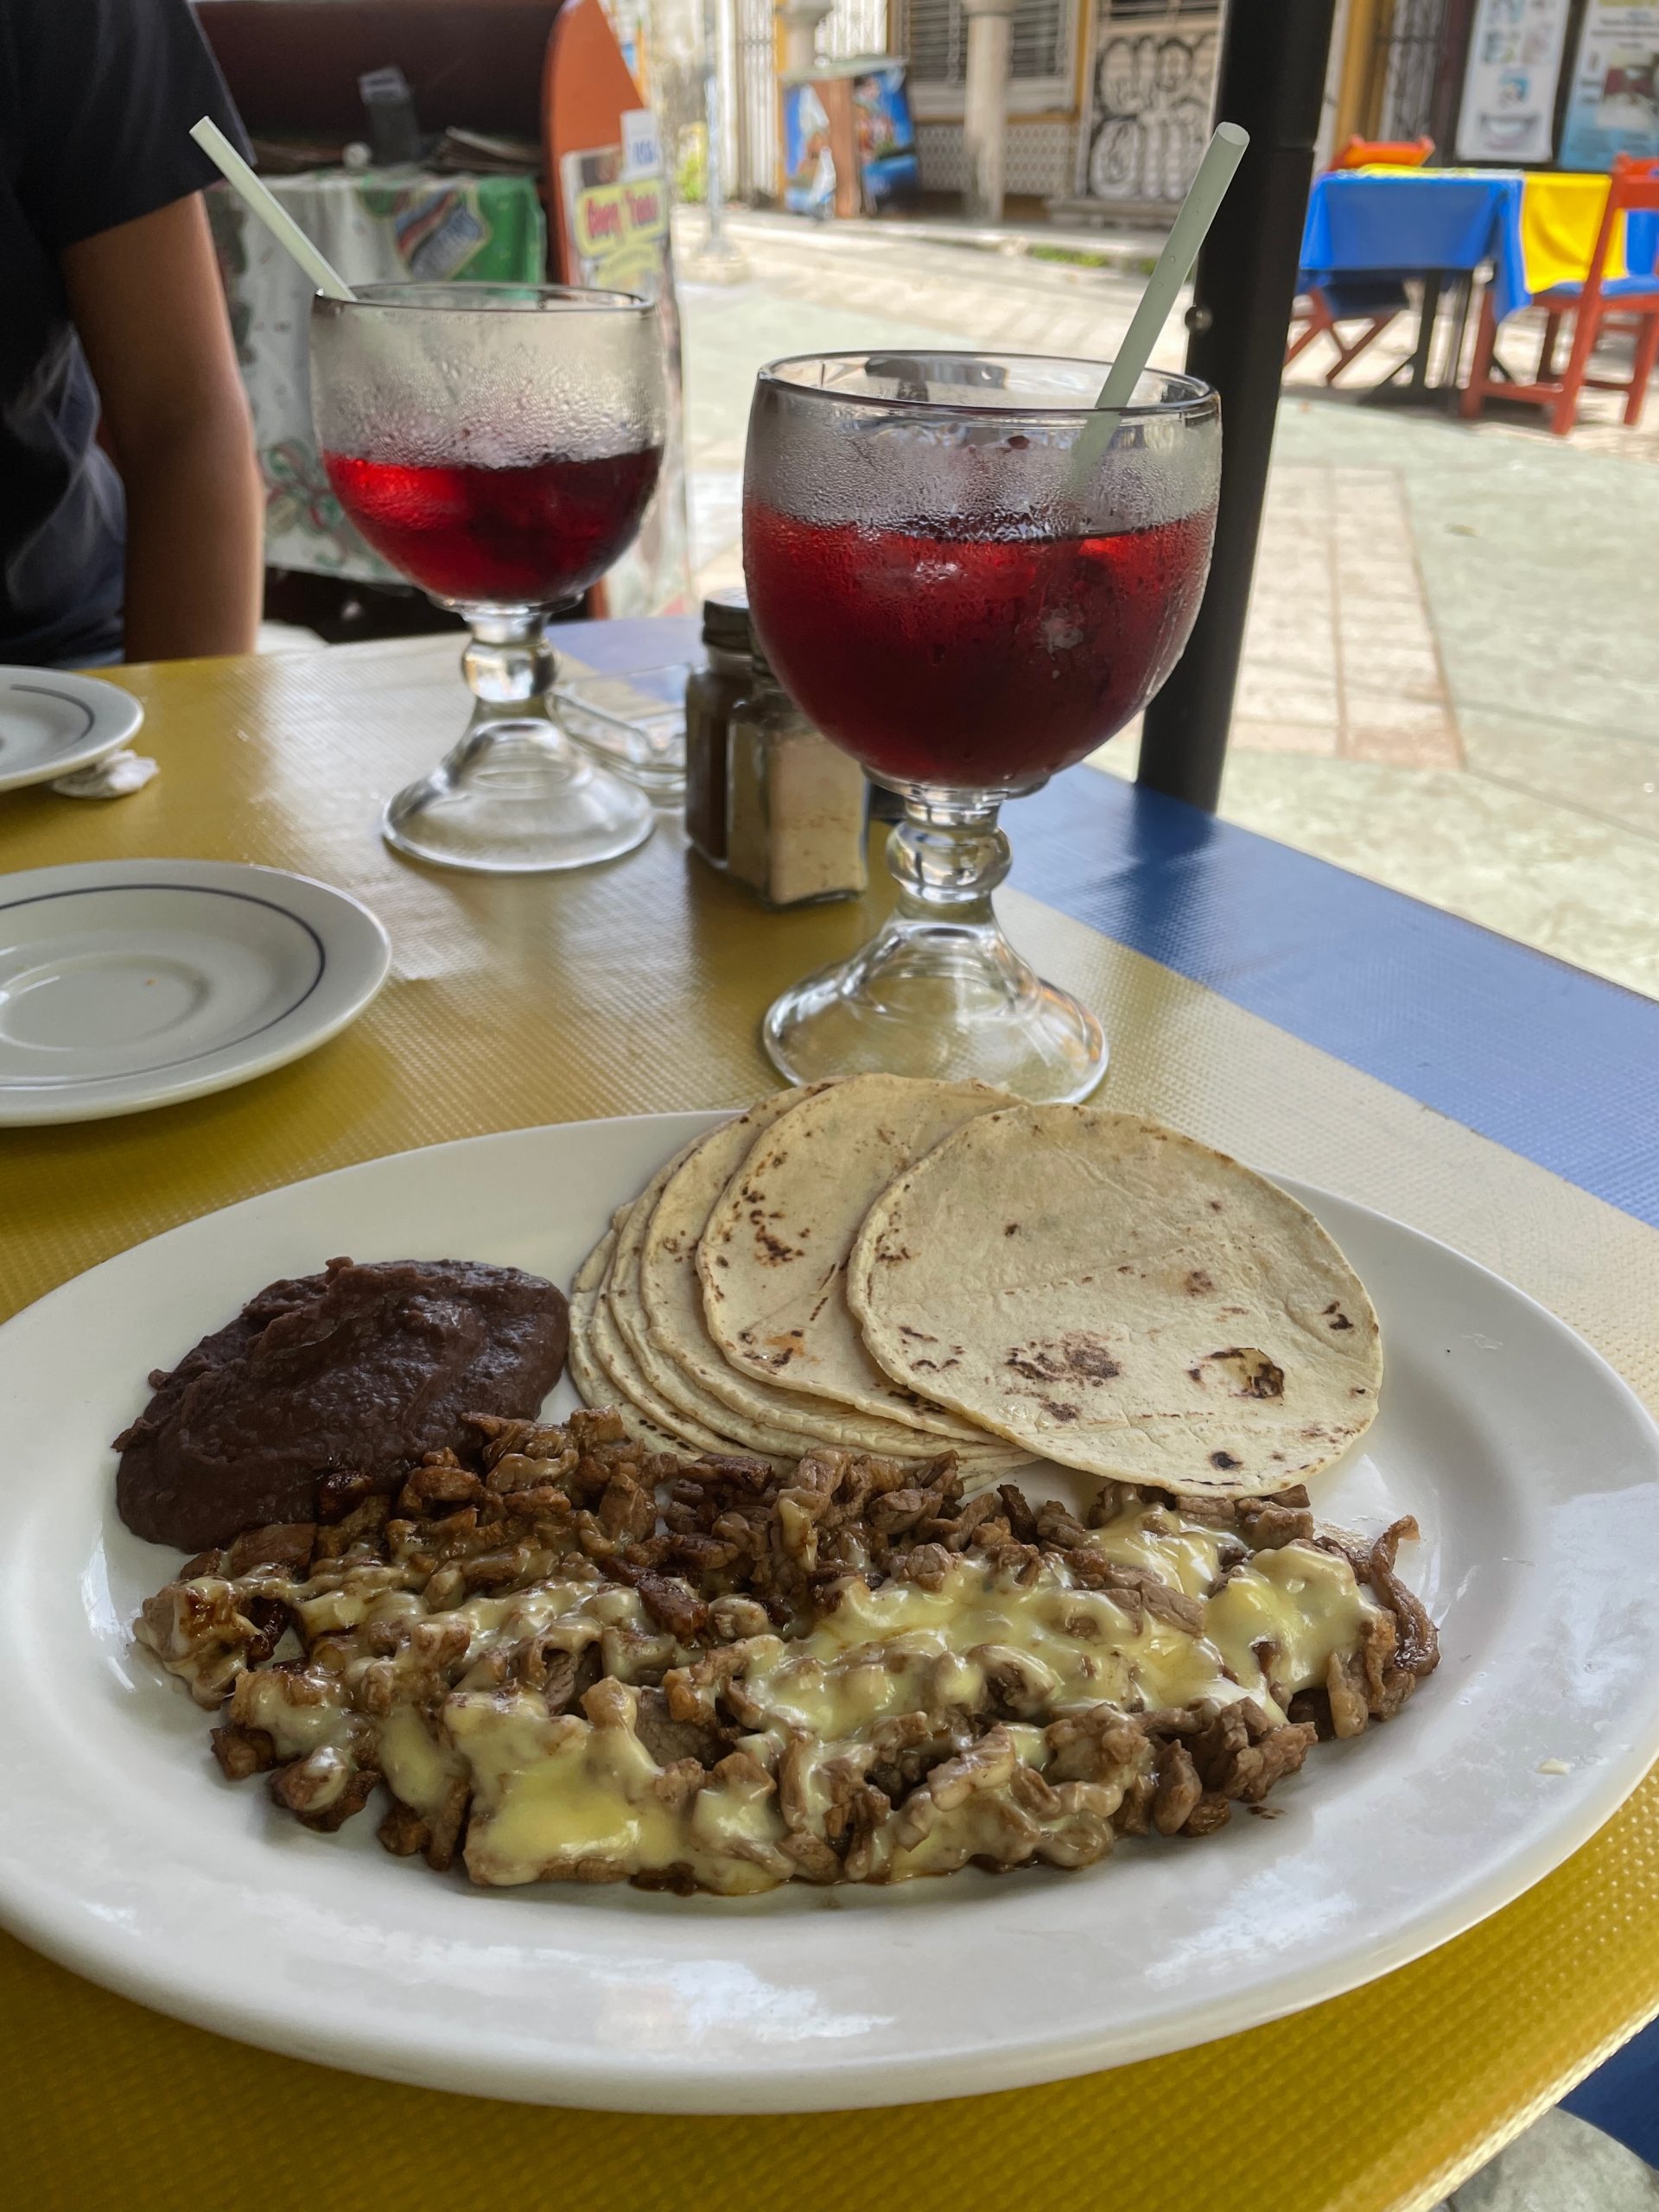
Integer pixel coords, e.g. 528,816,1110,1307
323,446,662,610
742,351,1219,1100
743,503,1214,792
310,283,667,874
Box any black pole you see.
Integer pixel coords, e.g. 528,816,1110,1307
1137,0,1338,812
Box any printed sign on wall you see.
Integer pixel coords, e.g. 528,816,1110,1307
1560,0,1659,169
1455,0,1572,162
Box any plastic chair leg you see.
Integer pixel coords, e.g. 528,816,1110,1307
1460,290,1499,420
1324,314,1396,385
1624,311,1659,426
1551,303,1599,435
1284,318,1325,366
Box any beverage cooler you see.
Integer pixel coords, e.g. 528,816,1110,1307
782,59,921,220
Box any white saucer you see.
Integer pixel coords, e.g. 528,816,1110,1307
0,860,392,1124
0,668,145,791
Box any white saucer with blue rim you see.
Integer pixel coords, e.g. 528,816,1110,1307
0,860,391,1124
0,667,145,791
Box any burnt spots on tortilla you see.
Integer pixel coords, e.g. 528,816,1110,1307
899,1325,939,1344
1064,1338,1120,1380
745,1209,802,1266
1188,1347,1284,1400
1006,1336,1119,1386
1321,1300,1354,1332
1004,1223,1020,1236
1208,1199,1224,1212
1050,1403,1081,1422
1185,1269,1214,1295
1213,1348,1284,1400
1210,1450,1242,1471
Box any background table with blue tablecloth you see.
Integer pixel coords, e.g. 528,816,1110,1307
1298,169,1659,391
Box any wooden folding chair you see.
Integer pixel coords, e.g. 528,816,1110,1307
1460,155,1659,435
1287,137,1435,385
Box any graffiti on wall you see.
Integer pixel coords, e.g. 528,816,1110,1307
1084,22,1219,203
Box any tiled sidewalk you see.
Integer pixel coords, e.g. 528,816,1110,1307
1433,2109,1659,2209
1236,463,1460,770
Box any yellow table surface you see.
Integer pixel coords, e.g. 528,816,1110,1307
3,638,1657,2212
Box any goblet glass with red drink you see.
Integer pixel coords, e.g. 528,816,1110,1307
311,283,666,872
743,351,1218,1100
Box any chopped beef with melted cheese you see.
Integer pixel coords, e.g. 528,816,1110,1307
136,1410,1439,1893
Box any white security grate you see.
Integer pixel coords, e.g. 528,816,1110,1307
906,0,1071,89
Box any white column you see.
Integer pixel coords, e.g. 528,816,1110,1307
961,0,1019,224
777,0,834,77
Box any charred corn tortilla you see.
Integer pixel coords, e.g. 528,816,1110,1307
848,1103,1381,1494
696,1074,1013,1441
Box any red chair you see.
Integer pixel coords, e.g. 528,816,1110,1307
1460,155,1659,435
1285,137,1435,385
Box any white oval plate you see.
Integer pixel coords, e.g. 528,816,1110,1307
0,1112,1656,2113
0,860,391,1124
0,666,144,791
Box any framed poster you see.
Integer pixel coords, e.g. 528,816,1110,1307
1560,0,1659,170
1455,0,1572,162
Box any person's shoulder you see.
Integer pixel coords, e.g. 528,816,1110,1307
16,0,248,252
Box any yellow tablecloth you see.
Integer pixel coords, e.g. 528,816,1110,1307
1519,171,1627,294
3,639,1657,2212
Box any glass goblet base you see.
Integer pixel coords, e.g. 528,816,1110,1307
383,715,653,874
381,605,654,875
762,793,1107,1103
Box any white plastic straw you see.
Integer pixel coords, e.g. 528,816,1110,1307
190,117,356,302
1092,123,1249,414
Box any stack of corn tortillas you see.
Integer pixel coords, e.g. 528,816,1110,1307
569,1074,1382,1493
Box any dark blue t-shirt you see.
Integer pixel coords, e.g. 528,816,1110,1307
0,0,246,664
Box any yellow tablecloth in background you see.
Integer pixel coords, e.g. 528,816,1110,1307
1519,171,1626,294
3,640,1658,2212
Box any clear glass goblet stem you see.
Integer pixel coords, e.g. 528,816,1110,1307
381,603,654,874
461,604,556,714
763,790,1105,1099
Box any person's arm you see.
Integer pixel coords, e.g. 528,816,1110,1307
61,193,263,660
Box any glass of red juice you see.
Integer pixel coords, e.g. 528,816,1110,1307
310,284,665,872
743,351,1219,1100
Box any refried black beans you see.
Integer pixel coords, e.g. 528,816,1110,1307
115,1257,569,1548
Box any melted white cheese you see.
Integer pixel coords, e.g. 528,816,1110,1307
151,1504,1384,1890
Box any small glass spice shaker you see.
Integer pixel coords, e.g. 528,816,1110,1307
683,590,752,867
726,652,868,908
